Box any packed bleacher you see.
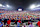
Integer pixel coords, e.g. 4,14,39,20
0,11,40,27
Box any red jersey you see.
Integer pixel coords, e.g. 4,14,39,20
37,21,40,26
7,20,11,25
18,20,21,23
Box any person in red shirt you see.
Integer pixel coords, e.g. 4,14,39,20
7,18,11,27
18,20,21,23
7,20,11,25
37,20,40,27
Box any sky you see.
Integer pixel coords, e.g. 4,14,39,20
0,0,40,11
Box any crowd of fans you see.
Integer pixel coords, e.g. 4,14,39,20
0,11,40,27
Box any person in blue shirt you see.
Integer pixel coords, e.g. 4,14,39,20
0,22,3,27
17,22,20,27
17,18,19,19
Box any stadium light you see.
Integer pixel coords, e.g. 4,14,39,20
36,4,40,7
6,5,10,7
3,6,5,7
0,4,2,7
34,4,40,10
29,4,40,10
30,4,36,10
